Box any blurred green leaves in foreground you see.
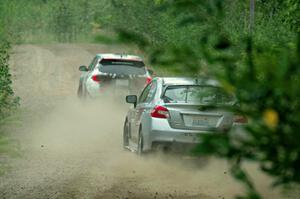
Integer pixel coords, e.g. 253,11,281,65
103,0,300,198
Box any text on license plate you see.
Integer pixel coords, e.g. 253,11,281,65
193,118,208,125
116,79,129,86
191,116,216,127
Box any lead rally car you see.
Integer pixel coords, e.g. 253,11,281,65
77,54,152,98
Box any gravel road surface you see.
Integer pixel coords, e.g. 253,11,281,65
0,44,290,199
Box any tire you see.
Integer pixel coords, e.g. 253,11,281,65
137,127,144,155
77,82,87,100
77,83,83,98
123,119,130,149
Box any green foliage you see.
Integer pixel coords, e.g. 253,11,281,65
0,0,112,43
258,0,300,33
0,2,20,172
110,0,203,47
51,0,77,42
284,0,300,33
0,40,19,121
50,0,97,42
0,40,19,155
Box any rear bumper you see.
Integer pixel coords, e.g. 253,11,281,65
143,118,214,152
88,86,130,98
88,85,142,98
151,142,198,153
87,78,144,98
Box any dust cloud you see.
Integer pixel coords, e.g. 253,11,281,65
0,44,288,199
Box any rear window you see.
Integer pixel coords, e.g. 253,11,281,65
162,85,235,105
100,59,145,67
99,59,146,75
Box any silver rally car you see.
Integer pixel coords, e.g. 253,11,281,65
124,77,246,154
77,54,152,98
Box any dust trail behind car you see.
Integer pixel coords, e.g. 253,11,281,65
0,44,288,199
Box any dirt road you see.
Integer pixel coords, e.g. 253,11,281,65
0,44,290,199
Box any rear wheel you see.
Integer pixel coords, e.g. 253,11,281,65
123,119,130,149
137,128,144,155
77,82,83,98
77,82,86,99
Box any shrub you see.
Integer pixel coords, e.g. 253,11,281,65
0,40,19,123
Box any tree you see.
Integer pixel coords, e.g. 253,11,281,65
51,0,77,42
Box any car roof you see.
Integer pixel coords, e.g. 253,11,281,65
96,53,143,61
158,77,220,87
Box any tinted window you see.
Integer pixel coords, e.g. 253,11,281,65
163,85,234,105
144,82,157,103
100,59,145,67
99,59,146,75
139,82,157,103
88,57,98,70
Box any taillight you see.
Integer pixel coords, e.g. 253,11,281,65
151,106,169,119
91,75,101,83
234,115,248,124
146,76,152,84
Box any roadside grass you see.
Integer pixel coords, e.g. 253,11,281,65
0,112,22,175
16,32,97,45
282,184,300,199
0,134,20,175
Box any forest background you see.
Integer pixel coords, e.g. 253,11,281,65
0,1,299,198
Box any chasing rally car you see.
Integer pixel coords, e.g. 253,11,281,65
124,77,247,154
77,54,152,98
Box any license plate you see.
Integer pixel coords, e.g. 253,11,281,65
184,115,218,127
116,79,129,87
192,117,209,126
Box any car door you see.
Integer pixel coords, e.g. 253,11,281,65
131,81,157,142
85,56,100,93
82,56,97,85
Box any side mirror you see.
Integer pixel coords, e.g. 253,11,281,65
79,65,88,72
126,95,137,107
